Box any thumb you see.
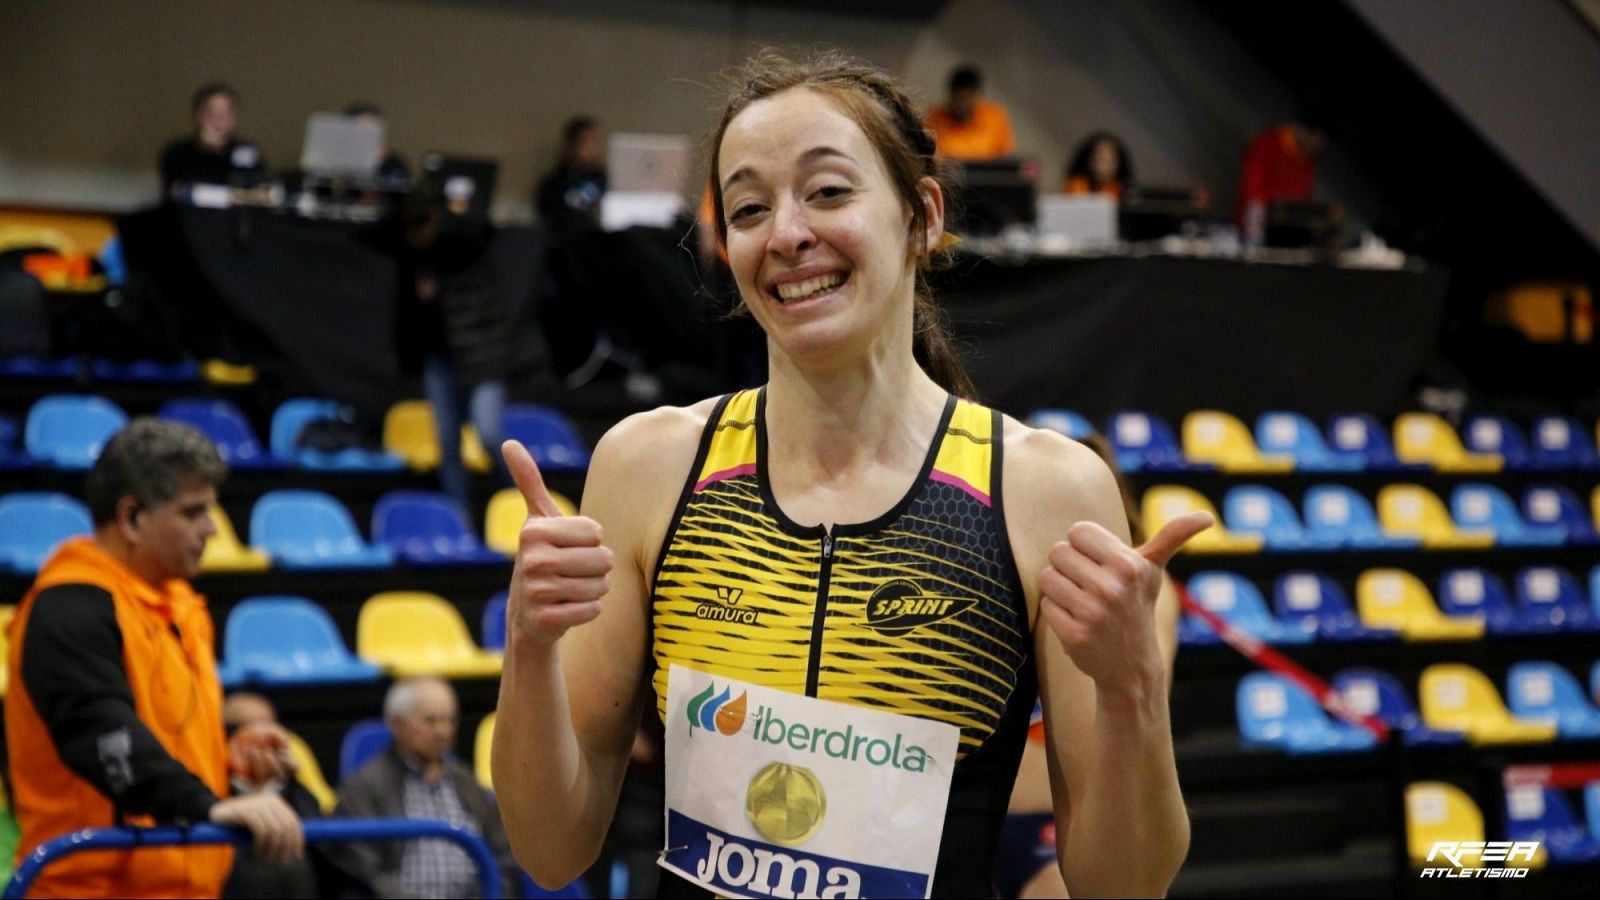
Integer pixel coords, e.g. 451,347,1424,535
501,440,562,518
1137,511,1213,568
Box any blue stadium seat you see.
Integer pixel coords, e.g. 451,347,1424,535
1302,484,1419,550
25,394,127,469
219,596,382,688
1273,572,1397,642
89,358,199,385
1106,411,1211,473
503,405,591,472
1437,567,1557,637
1521,485,1600,545
1027,408,1096,441
1586,783,1600,842
1504,785,1600,865
1224,485,1341,552
0,492,92,574
1529,415,1600,471
1450,483,1565,547
482,591,508,652
0,355,78,381
1515,566,1600,633
269,398,404,472
158,398,285,470
1236,672,1378,755
1188,571,1313,645
339,719,393,781
249,490,394,570
1325,414,1428,472
0,414,36,470
1462,414,1539,470
1330,668,1464,747
371,491,504,566
1506,662,1600,741
1255,412,1364,472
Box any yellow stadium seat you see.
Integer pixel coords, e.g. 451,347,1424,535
201,359,258,386
1377,484,1495,549
1592,484,1599,532
1182,410,1294,473
383,400,492,473
475,712,496,790
357,592,503,678
1405,782,1484,868
484,487,579,555
1141,486,1262,554
286,732,336,814
0,606,14,697
1420,664,1557,746
201,504,271,573
1356,569,1485,642
1393,413,1503,473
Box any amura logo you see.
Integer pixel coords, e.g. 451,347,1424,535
864,580,976,635
687,682,749,736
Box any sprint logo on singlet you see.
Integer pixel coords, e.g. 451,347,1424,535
696,586,763,625
686,683,931,772
863,580,975,635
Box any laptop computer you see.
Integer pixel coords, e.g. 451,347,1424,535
300,113,382,178
607,133,691,194
1036,194,1118,247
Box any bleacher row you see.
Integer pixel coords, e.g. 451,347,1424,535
1404,780,1600,868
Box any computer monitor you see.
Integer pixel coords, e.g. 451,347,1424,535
1118,184,1212,242
419,153,499,223
949,158,1037,235
300,113,382,179
608,133,691,194
1265,200,1339,249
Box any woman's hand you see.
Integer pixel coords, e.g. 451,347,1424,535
501,441,614,648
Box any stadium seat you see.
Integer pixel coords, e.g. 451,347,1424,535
1255,412,1364,472
1586,783,1600,842
357,591,503,678
1515,566,1600,633
286,732,336,814
1326,414,1428,472
1529,415,1600,471
1141,486,1262,554
380,399,493,473
482,591,507,651
1450,483,1564,547
1393,412,1503,473
1188,571,1312,644
220,596,382,687
1594,485,1600,533
1592,661,1600,708
89,358,198,385
503,404,591,471
1107,411,1210,473
1405,782,1483,867
1461,415,1538,470
1223,485,1340,551
1377,484,1495,549
1504,784,1600,865
249,491,394,569
475,712,495,790
0,415,36,471
1183,410,1294,473
1506,662,1600,740
1273,572,1397,642
1436,568,1555,637
269,398,403,472
1302,484,1419,550
1026,408,1096,441
199,504,271,574
200,358,257,386
24,394,127,469
1419,663,1557,745
485,486,579,555
0,492,92,574
0,355,78,381
1521,485,1600,545
371,491,503,566
159,398,284,470
339,719,392,782
1356,569,1485,642
1331,668,1464,747
1235,672,1377,755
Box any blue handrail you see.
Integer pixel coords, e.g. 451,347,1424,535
3,817,502,899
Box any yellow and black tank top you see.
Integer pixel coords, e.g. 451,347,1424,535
651,387,1036,898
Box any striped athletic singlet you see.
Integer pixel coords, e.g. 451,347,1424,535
650,387,1036,898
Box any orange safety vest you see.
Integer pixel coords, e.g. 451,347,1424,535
5,538,232,899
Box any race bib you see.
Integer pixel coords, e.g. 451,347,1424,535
660,665,959,899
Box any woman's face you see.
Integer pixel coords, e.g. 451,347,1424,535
718,89,938,367
1090,139,1119,184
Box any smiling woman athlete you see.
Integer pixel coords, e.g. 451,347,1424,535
491,50,1208,899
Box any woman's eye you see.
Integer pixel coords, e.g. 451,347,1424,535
728,203,764,223
813,185,852,201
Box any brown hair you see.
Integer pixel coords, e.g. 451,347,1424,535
708,49,976,399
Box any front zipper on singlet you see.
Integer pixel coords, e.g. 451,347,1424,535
804,530,836,697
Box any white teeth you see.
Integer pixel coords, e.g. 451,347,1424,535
775,272,845,302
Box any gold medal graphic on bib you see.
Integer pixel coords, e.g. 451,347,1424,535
745,762,827,846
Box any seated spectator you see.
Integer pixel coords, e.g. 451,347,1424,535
1236,121,1326,243
221,693,324,900
343,101,411,186
923,65,1016,161
330,677,518,899
1062,131,1133,199
159,82,266,197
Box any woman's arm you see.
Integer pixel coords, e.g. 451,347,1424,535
491,405,706,888
1005,425,1208,898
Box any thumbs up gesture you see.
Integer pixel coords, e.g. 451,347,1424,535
1038,512,1211,689
501,441,614,647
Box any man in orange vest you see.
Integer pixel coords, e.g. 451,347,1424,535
923,65,1017,161
5,419,302,898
